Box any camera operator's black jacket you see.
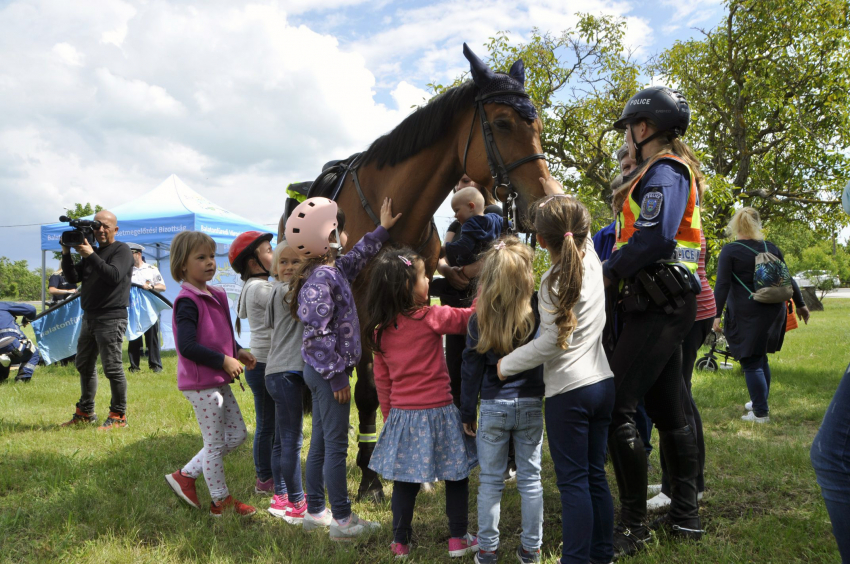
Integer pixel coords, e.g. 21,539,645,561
62,241,133,320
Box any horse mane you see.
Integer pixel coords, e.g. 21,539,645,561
361,81,477,169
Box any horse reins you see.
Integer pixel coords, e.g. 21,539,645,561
462,90,547,233
347,157,437,256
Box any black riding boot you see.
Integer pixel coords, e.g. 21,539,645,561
650,426,703,541
609,423,652,558
356,425,384,502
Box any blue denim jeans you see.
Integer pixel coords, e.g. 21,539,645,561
303,364,352,520
265,371,304,503
811,362,850,562
545,379,615,564
244,362,277,484
740,355,772,416
476,398,544,552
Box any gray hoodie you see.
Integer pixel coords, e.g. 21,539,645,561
237,277,273,363
263,280,305,375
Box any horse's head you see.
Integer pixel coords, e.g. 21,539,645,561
460,43,550,231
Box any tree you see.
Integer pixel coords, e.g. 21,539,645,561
52,202,103,263
795,241,850,301
654,0,850,253
0,257,43,301
430,15,645,232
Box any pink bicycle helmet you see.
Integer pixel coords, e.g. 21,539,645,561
285,197,339,257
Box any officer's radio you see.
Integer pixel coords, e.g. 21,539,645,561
59,215,101,247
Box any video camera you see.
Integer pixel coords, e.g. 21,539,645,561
59,215,101,247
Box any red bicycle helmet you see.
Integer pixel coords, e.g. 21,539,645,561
285,198,339,257
229,231,274,274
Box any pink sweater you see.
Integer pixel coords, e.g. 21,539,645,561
373,305,474,421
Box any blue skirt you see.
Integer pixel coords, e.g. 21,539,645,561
369,404,478,483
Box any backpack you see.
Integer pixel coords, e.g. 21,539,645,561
731,241,794,304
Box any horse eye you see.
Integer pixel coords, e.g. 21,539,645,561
494,119,511,130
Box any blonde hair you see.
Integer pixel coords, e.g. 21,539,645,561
533,195,591,349
475,237,536,356
727,207,763,240
271,240,291,280
170,231,216,283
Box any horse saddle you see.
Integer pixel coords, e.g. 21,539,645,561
280,153,362,238
308,153,362,201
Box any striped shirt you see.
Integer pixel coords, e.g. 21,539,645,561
696,234,717,321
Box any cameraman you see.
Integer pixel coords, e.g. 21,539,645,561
59,210,134,430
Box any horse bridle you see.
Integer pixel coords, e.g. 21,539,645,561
462,90,547,233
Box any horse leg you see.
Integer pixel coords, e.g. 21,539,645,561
355,355,384,502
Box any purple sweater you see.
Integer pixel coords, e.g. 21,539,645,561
173,284,238,392
297,226,389,392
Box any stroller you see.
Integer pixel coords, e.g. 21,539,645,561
695,330,737,372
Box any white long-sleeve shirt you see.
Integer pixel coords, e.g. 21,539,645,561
500,240,613,397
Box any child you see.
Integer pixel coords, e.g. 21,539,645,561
498,194,616,564
164,230,258,517
263,240,307,524
230,231,278,495
365,247,479,559
460,237,545,564
284,196,400,540
443,186,503,268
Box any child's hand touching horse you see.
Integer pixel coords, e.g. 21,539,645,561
380,197,402,231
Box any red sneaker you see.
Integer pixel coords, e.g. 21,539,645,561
98,412,127,431
391,542,410,558
210,495,256,517
165,471,200,508
60,408,98,427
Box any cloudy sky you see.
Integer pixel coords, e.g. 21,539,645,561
0,0,723,268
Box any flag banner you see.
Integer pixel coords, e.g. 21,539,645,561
31,286,173,365
30,295,83,365
127,285,173,340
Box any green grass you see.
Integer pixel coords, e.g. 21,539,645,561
1,302,848,563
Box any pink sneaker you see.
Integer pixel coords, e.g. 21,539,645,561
391,542,410,558
448,533,479,557
283,499,307,525
255,477,274,495
267,494,291,518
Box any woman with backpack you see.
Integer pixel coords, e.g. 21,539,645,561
713,207,809,424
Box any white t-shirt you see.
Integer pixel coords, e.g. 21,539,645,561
500,239,613,397
131,263,165,288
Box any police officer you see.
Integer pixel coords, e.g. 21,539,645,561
601,86,705,557
127,243,166,373
0,301,39,382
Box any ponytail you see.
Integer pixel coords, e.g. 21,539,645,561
532,195,591,349
727,207,763,241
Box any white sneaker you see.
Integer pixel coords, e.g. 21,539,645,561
741,411,770,423
329,512,381,541
647,484,662,496
646,492,672,511
303,509,334,531
744,401,753,411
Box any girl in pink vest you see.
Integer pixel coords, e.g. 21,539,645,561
164,231,258,517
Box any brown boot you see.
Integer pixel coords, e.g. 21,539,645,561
60,407,98,427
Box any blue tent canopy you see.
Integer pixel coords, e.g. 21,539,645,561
39,174,274,351
40,174,269,250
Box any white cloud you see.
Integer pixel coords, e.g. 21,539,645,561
52,42,85,66
0,0,423,244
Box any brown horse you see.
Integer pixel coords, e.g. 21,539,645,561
287,45,551,500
